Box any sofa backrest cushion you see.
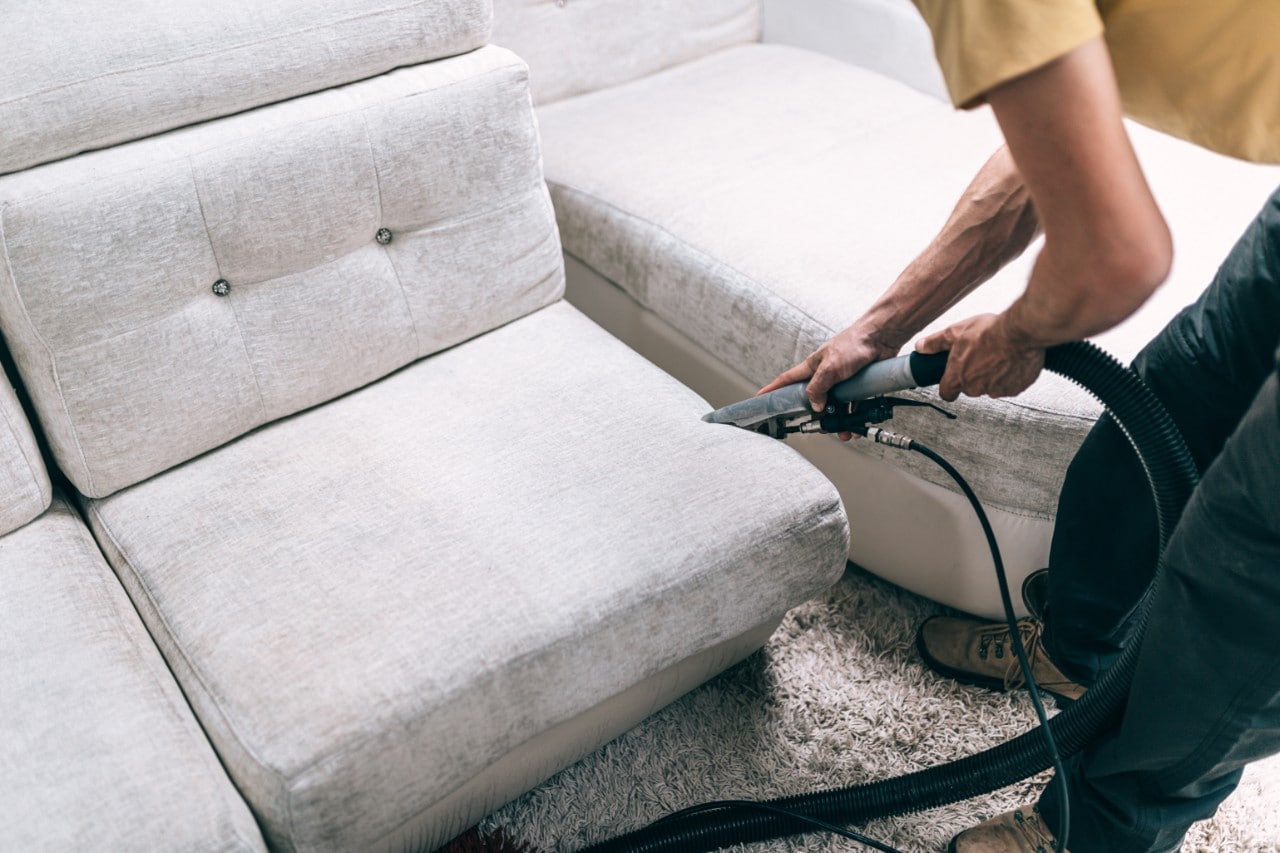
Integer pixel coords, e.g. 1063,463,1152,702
0,373,51,536
491,0,759,104
0,46,563,499
0,0,491,175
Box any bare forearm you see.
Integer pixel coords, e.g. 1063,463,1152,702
918,38,1173,403
761,145,1043,409
990,38,1171,350
859,145,1040,348
1003,234,1168,348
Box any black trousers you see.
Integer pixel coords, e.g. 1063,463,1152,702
1036,187,1280,851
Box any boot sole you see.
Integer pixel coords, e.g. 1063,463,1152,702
914,619,1079,706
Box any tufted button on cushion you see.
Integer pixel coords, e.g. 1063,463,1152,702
375,227,392,245
211,279,231,297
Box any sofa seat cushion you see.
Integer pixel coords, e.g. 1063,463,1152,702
1,499,264,851
82,301,849,851
0,0,490,174
535,43,1280,518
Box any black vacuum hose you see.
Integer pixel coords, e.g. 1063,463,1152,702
582,341,1198,852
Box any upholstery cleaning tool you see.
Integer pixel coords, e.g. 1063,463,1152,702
699,350,953,438
583,341,1197,852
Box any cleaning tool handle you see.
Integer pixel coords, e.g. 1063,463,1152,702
907,350,949,388
826,350,950,405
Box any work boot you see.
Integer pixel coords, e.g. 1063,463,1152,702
948,805,1066,852
1021,568,1049,622
916,615,1086,703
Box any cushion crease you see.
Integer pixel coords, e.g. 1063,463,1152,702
361,112,422,353
190,159,269,423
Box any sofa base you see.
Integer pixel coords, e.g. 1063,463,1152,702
375,619,780,852
564,252,1050,619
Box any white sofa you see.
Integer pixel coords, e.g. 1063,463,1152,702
492,0,1280,618
0,2,849,850
7,1,1279,848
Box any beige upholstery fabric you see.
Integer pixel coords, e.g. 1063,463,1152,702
84,301,849,852
0,374,48,536
0,0,491,174
0,47,562,499
491,0,759,104
0,499,265,852
536,43,1280,517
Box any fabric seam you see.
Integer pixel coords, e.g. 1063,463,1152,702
189,159,269,423
361,112,422,354
3,60,525,211
63,498,261,849
84,499,292,840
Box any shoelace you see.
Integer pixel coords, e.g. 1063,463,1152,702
1011,807,1060,853
977,619,1051,691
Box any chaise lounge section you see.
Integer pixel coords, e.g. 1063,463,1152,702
493,0,1280,617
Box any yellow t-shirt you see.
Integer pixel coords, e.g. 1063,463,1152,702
911,0,1280,164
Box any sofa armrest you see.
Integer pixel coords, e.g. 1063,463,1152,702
761,0,948,101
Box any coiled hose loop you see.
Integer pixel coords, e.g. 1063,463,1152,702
582,341,1198,853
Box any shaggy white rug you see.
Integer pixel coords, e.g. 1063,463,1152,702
482,564,1280,852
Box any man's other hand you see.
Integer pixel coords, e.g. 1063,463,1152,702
916,313,1045,402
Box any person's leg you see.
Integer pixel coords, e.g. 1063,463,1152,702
918,189,1280,708
1037,364,1280,852
1043,187,1280,685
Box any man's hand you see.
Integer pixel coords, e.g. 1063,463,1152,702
759,324,902,411
758,324,903,440
916,312,1045,402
